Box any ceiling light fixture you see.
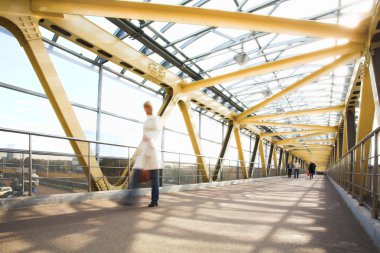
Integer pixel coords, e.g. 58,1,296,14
234,39,250,66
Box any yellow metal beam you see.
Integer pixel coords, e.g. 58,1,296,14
292,148,332,152
272,146,278,176
291,152,331,156
0,2,179,191
342,118,349,155
183,43,362,93
276,132,333,145
234,126,248,179
260,130,330,138
245,121,338,131
242,104,344,122
282,139,335,144
237,52,362,119
38,15,182,90
178,99,209,182
285,146,333,151
336,131,341,162
354,63,375,194
286,145,334,148
282,151,287,171
0,13,113,190
31,0,367,42
258,139,267,177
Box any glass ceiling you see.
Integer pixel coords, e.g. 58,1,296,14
39,0,372,143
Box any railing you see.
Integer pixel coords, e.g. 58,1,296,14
0,127,288,199
328,126,380,219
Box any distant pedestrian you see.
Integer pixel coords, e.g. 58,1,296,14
286,162,293,178
294,161,300,178
127,101,162,207
308,161,316,179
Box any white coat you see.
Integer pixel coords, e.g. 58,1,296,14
133,115,162,170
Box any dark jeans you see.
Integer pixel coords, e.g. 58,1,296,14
287,169,292,178
294,169,300,178
310,171,315,179
130,169,159,204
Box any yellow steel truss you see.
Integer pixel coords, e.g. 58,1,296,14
233,125,248,179
0,0,376,182
242,104,345,122
238,53,361,120
178,99,209,182
31,0,367,42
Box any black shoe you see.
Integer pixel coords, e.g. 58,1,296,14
148,203,158,208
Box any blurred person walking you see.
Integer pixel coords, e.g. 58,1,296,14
128,101,162,207
294,161,300,179
308,161,316,179
286,161,293,178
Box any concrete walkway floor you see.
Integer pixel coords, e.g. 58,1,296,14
0,176,379,253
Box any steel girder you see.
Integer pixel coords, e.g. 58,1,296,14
242,104,345,122
212,123,234,181
249,136,260,177
267,143,274,175
354,64,375,195
0,11,122,190
260,130,326,138
238,52,362,119
38,15,182,90
178,99,209,182
106,18,250,125
245,121,338,131
234,125,249,179
258,139,267,177
31,0,367,42
277,148,283,175
276,132,334,145
272,145,279,176
183,43,362,93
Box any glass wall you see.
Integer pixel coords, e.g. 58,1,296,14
0,28,270,192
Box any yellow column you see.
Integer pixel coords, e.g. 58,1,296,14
178,99,209,182
259,139,267,177
273,146,278,176
354,64,375,195
233,125,248,179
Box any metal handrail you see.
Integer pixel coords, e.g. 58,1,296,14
0,126,248,164
0,126,283,198
329,125,380,219
338,125,380,162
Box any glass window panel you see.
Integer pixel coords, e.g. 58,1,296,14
163,130,193,155
181,32,230,58
165,104,190,134
102,70,162,121
160,23,207,42
200,115,222,142
100,114,143,149
0,31,42,92
201,140,222,160
0,88,63,135
272,0,338,19
73,107,97,141
225,146,238,161
241,133,250,150
202,0,238,10
49,47,99,107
